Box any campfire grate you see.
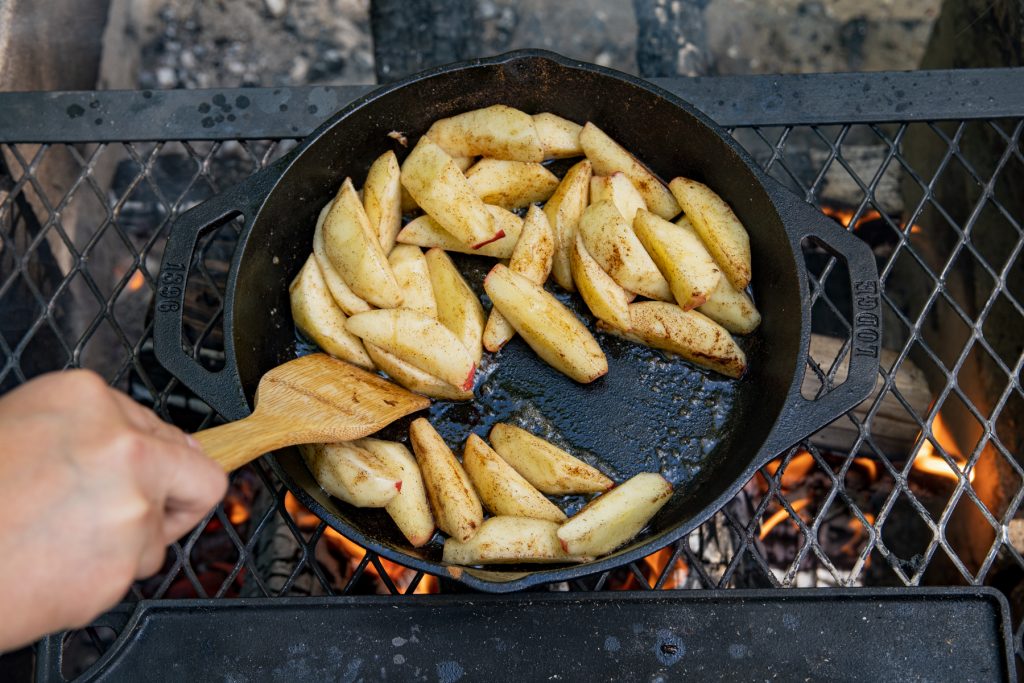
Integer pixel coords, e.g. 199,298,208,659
1,68,1023,679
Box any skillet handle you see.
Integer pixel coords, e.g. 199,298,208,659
153,173,268,422
760,180,882,458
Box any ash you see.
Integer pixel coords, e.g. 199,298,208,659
137,0,375,89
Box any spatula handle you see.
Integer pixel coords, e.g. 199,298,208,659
194,415,287,472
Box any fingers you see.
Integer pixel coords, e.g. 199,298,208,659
158,442,229,544
108,389,194,449
136,542,170,580
105,386,228,552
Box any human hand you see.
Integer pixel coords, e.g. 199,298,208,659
0,370,227,651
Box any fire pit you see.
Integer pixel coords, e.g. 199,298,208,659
1,66,1022,680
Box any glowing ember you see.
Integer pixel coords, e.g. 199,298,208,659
759,497,811,540
127,268,145,291
910,412,975,484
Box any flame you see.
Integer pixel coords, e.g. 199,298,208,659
283,493,439,594
224,495,250,526
910,412,975,483
642,548,689,589
821,206,922,235
759,497,811,540
413,573,439,594
840,512,876,557
127,269,145,291
851,457,878,482
765,450,816,489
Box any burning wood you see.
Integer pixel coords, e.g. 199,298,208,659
752,450,883,580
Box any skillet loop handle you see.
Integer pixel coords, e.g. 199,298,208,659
762,181,882,458
153,175,265,422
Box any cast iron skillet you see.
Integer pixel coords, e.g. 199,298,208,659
154,50,882,592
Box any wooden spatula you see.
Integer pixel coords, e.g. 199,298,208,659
194,353,431,471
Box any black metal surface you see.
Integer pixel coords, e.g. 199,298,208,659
37,589,1015,683
1,61,1022,681
2,68,1023,144
153,51,879,590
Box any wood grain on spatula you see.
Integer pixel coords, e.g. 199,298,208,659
194,353,431,472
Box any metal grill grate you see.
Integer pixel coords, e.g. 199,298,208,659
1,71,1022,679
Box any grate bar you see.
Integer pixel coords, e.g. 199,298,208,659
1,68,1023,144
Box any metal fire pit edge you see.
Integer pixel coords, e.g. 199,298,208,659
37,587,1016,682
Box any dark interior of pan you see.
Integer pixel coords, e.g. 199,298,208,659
227,51,804,589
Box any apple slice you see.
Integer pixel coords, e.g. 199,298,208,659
356,438,436,547
543,159,592,291
362,150,402,253
556,472,673,556
409,418,483,542
388,244,437,318
484,264,608,383
483,205,555,352
289,255,374,369
425,248,486,365
598,301,747,379
699,276,761,335
426,105,544,162
578,199,673,302
570,233,631,331
345,308,476,390
312,199,371,316
396,205,523,258
634,209,722,310
673,216,761,333
668,177,751,290
322,177,403,308
532,112,583,159
590,172,647,222
400,136,499,248
579,122,680,219
442,516,591,565
365,343,473,401
463,434,566,522
488,423,612,495
465,158,559,210
300,442,402,508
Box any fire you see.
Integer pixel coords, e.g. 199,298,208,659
127,268,145,291
642,547,688,589
851,457,878,481
759,497,811,540
821,205,922,235
224,494,250,525
279,494,696,592
840,512,876,558
764,450,815,488
413,573,439,594
283,492,440,594
910,412,975,484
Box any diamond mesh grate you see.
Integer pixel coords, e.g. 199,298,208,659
2,109,1023,678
